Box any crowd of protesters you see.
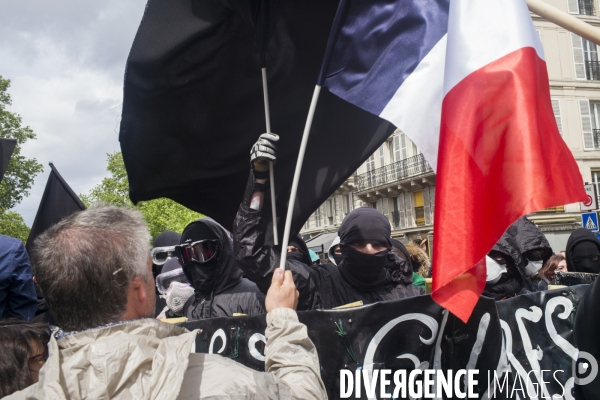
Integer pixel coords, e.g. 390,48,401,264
0,134,598,398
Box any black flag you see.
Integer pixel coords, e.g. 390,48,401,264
26,163,86,253
0,138,17,185
119,0,394,238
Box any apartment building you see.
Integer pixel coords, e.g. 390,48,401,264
301,0,600,257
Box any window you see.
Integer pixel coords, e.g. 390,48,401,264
391,135,402,163
568,0,595,15
400,133,407,160
379,145,385,168
551,98,563,135
326,199,334,225
572,34,600,80
414,190,425,227
343,194,352,215
315,207,322,227
412,141,418,157
593,171,600,206
579,99,600,149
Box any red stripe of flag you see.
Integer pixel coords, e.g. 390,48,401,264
432,47,587,322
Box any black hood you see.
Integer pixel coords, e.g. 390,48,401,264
566,228,600,273
505,217,553,265
288,235,312,266
181,218,243,295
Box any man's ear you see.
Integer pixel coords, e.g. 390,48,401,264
130,276,147,304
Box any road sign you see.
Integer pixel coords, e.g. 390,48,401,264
580,184,598,211
582,212,599,232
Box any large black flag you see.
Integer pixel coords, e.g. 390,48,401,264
26,163,86,253
119,0,394,238
0,138,17,185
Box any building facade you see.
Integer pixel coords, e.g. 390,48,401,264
301,0,600,256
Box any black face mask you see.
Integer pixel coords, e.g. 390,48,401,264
183,258,219,294
338,245,389,291
571,241,600,274
287,251,308,264
333,254,343,266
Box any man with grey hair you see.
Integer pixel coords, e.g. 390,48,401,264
7,204,326,399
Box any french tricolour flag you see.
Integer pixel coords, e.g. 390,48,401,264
318,0,586,321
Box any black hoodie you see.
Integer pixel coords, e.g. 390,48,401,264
566,228,600,273
181,218,265,320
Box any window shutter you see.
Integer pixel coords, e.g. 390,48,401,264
382,197,390,219
429,185,436,223
567,0,580,14
336,195,343,224
424,188,432,226
399,194,406,229
572,33,587,80
405,192,413,228
551,98,563,135
580,99,595,149
400,133,407,160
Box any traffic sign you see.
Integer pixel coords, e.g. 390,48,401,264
580,184,598,211
582,212,599,232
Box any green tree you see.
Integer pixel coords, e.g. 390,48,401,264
0,76,44,211
0,211,30,242
83,152,202,238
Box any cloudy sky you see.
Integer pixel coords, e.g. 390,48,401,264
0,0,147,225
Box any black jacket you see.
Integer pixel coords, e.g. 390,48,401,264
182,218,265,320
484,236,531,300
505,217,553,268
233,206,423,310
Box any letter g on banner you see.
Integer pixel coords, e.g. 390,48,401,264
573,351,599,386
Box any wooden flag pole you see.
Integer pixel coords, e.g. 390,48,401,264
261,67,279,245
526,0,600,46
279,86,322,270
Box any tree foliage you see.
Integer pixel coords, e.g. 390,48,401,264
82,152,202,239
0,76,44,211
0,210,30,243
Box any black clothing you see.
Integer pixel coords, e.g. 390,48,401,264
338,207,393,249
152,231,182,316
566,228,600,274
287,236,312,267
506,217,553,266
181,218,265,320
484,235,532,299
574,278,600,399
233,205,423,311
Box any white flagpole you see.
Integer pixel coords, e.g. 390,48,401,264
261,67,279,245
526,0,600,46
279,85,322,270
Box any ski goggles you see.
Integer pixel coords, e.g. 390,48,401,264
155,267,190,295
150,246,179,266
175,239,219,266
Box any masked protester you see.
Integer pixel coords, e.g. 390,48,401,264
233,134,422,310
565,228,600,274
501,217,553,288
178,219,265,320
390,239,424,290
150,230,181,316
155,258,194,319
482,239,531,300
327,236,342,266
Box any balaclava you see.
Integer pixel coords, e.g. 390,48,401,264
180,221,220,294
566,228,600,274
287,235,312,266
338,208,393,291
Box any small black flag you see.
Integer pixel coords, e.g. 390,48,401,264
0,138,17,185
26,163,86,254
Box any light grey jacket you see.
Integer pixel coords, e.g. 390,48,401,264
6,308,327,399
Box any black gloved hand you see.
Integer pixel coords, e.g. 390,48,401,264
250,133,279,173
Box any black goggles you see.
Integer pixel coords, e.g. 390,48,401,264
176,240,219,265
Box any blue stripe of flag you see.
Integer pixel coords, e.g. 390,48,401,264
318,0,450,116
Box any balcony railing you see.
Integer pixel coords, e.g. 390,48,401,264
580,0,595,15
355,153,432,192
586,61,600,80
594,129,600,149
